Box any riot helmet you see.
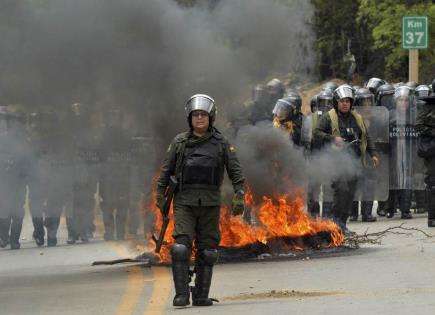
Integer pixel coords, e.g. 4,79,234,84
284,90,302,111
272,97,297,123
333,84,354,109
310,95,318,113
252,84,269,103
415,85,431,98
266,78,285,103
355,88,375,107
317,89,333,111
185,94,216,129
393,86,413,113
393,82,405,89
405,81,418,92
321,81,338,93
365,77,386,94
375,83,395,108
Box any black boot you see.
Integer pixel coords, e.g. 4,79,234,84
377,201,387,216
45,217,60,247
414,190,427,213
171,244,191,307
349,201,359,222
386,190,396,218
426,185,435,227
399,190,413,219
192,249,219,307
361,201,377,222
0,218,10,248
66,216,77,244
32,217,45,247
10,216,23,250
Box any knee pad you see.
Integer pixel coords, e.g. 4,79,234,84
197,249,219,266
170,243,190,261
174,234,191,247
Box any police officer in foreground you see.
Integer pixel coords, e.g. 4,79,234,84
156,94,245,307
314,85,379,231
415,95,435,227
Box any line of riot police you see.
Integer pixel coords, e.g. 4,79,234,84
0,103,153,249
226,76,435,231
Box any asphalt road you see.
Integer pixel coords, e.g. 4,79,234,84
1,213,435,315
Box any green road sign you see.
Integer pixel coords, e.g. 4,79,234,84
402,16,428,49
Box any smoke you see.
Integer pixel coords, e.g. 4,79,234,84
230,123,361,200
0,0,315,138
0,0,316,236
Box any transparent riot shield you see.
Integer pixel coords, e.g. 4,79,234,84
353,106,389,201
388,98,418,190
300,113,313,145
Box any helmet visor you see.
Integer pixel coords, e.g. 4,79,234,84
380,94,393,108
359,95,375,107
272,99,293,119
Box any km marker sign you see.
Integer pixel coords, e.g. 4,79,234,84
402,16,428,49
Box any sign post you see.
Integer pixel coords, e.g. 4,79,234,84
402,16,428,83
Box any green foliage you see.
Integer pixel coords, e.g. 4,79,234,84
313,0,434,83
358,0,434,82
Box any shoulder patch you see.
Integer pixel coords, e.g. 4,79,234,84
229,144,236,153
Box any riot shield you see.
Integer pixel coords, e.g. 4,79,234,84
353,106,389,201
300,113,313,146
388,97,418,190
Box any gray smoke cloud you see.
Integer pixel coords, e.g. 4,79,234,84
0,0,316,235
230,123,361,201
0,0,315,139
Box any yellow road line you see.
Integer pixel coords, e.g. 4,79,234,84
114,265,146,315
143,267,172,315
110,242,146,315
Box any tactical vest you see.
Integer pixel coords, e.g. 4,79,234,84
328,108,369,167
179,137,224,191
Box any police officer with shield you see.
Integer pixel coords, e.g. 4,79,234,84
314,85,379,231
385,86,415,219
156,94,245,307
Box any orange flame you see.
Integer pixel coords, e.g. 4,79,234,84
146,186,344,263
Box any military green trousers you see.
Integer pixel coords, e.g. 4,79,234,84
172,204,221,250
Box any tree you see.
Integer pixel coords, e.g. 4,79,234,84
358,0,434,83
